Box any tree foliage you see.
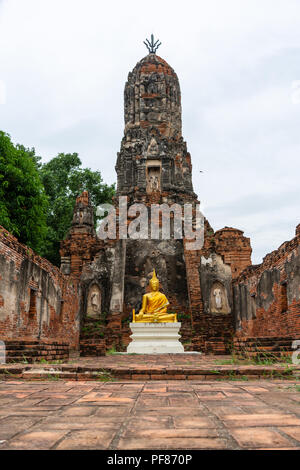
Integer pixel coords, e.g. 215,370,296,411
0,131,48,253
0,132,115,265
39,152,115,266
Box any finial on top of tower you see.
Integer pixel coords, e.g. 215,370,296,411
143,34,161,54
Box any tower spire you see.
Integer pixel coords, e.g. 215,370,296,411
143,34,161,54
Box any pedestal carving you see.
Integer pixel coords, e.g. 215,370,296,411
126,322,184,354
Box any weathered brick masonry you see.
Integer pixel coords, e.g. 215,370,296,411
2,50,297,359
214,227,252,280
0,226,80,355
233,224,300,356
60,53,258,354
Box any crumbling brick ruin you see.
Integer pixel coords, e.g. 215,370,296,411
0,51,299,359
233,224,300,358
0,226,79,361
60,52,299,356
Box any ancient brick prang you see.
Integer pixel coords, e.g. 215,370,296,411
124,54,182,138
60,191,102,278
59,53,258,356
116,53,196,205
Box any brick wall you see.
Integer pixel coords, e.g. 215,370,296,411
233,224,300,339
214,227,252,279
0,226,80,349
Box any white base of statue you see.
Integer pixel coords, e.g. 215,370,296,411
126,322,184,354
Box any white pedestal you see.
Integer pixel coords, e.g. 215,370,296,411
126,322,184,354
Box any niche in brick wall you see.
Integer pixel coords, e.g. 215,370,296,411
58,300,64,319
28,288,37,317
250,294,257,319
86,284,102,319
209,281,231,314
146,160,161,194
280,281,288,313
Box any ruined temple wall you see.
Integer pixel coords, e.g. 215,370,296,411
191,250,235,353
233,224,300,338
124,239,189,315
0,226,80,348
214,227,252,279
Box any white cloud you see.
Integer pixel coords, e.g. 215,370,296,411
0,0,299,264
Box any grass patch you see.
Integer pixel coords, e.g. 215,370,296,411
39,358,63,365
46,373,60,381
96,369,116,382
215,351,293,367
106,346,117,355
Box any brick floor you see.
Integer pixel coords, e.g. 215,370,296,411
0,379,299,450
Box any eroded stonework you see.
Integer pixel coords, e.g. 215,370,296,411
59,53,257,353
1,50,298,359
116,54,195,205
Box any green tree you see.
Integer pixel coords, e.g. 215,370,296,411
39,152,115,266
0,131,48,253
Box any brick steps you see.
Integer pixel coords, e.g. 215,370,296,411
1,362,299,381
80,339,106,357
233,336,298,358
1,340,69,363
192,337,232,355
204,338,231,355
79,315,107,356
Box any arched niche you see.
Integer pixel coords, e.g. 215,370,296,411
209,281,231,314
146,160,161,194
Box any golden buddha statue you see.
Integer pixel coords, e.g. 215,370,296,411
133,270,177,323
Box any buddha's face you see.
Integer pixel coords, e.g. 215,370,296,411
150,280,159,292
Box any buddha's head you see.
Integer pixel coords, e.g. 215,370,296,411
149,269,159,292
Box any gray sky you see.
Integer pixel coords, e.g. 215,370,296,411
0,0,299,264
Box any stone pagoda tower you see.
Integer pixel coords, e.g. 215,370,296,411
61,39,252,352
116,53,196,205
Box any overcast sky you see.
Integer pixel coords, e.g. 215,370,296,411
0,0,299,264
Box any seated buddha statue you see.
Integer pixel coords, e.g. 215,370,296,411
133,270,177,323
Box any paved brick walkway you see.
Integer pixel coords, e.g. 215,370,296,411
0,379,299,449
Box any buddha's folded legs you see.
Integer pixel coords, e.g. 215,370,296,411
135,311,177,323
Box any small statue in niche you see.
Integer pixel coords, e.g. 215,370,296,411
213,288,222,309
146,166,161,194
147,81,158,94
87,285,101,318
73,209,80,224
209,282,231,314
150,175,159,191
91,292,100,312
147,138,159,156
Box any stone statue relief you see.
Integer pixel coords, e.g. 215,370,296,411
72,207,93,226
147,138,159,156
146,165,161,194
209,282,231,314
91,292,99,311
86,285,101,318
213,288,223,309
149,175,159,191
